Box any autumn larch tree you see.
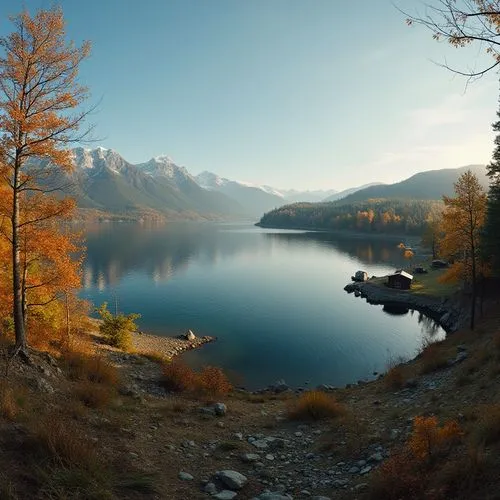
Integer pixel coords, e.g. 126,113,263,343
0,8,90,355
439,170,487,329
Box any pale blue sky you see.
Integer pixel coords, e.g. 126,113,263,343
0,0,498,190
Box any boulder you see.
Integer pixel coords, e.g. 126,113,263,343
216,470,248,490
352,270,368,282
214,402,227,416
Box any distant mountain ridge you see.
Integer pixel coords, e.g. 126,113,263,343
43,148,245,219
256,164,489,232
34,148,490,221
338,165,488,204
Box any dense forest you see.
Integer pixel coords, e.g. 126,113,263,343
258,199,443,235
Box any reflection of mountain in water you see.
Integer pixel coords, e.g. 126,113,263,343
82,223,411,289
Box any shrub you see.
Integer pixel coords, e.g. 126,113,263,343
63,350,119,387
73,381,114,409
96,302,140,351
471,405,500,445
288,391,346,421
369,450,423,500
161,361,232,397
384,365,406,390
31,417,97,468
419,344,448,374
409,416,462,462
197,366,233,398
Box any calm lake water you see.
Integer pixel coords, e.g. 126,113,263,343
80,222,444,389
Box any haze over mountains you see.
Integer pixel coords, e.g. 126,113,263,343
41,147,489,220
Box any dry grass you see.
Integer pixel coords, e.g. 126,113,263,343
0,383,17,421
161,361,232,397
419,343,449,374
288,390,346,421
384,365,406,390
63,349,119,386
73,381,115,409
471,404,500,445
30,416,97,468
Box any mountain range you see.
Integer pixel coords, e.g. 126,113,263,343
37,148,489,220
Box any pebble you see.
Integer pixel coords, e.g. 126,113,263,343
213,491,237,500
178,471,193,481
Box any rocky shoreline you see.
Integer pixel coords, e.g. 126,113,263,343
344,280,466,333
131,330,216,359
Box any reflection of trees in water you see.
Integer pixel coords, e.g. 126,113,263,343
82,224,271,288
265,232,407,268
82,224,412,289
417,312,442,338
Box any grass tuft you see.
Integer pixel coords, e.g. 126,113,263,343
288,390,346,421
63,349,119,387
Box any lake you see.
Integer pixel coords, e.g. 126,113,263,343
80,222,444,390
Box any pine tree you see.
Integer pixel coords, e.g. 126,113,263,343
483,100,500,277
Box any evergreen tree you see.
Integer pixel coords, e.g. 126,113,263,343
484,101,500,276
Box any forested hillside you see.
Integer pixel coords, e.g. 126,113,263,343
258,199,443,235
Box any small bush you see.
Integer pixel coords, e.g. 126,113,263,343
288,391,346,421
31,417,97,468
419,344,448,374
409,416,462,462
73,381,114,409
96,302,140,351
369,450,423,500
197,366,233,398
161,361,232,397
384,365,406,390
471,405,500,445
63,350,119,387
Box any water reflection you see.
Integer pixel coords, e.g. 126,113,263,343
80,221,445,389
82,223,410,289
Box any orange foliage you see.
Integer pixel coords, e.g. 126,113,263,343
409,416,462,462
439,171,487,285
162,361,232,397
0,7,90,349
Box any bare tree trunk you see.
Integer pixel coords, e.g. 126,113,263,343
12,163,27,353
65,291,71,348
470,244,476,330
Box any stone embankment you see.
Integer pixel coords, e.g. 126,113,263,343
344,280,467,332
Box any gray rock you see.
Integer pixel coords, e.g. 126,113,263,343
368,452,384,462
311,497,331,500
213,491,237,500
251,439,269,450
271,379,289,393
257,494,293,500
360,466,372,475
214,402,227,416
241,453,260,463
204,482,217,494
36,378,54,394
216,470,248,490
348,467,359,474
178,471,193,481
